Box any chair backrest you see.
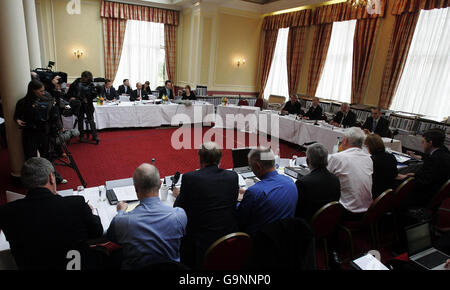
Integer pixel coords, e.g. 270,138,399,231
254,98,263,109
363,189,394,224
392,177,415,210
238,99,249,106
311,201,344,239
268,95,285,105
203,232,251,270
105,178,133,190
427,179,450,213
6,191,25,203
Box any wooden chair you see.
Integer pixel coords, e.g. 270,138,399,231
339,189,394,257
311,201,344,269
427,179,450,233
390,177,415,242
203,232,251,270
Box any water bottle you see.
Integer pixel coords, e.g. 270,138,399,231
275,155,280,170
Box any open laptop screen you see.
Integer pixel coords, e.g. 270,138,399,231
405,222,433,255
232,148,251,169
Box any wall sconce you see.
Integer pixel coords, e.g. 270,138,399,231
237,58,246,68
73,49,84,59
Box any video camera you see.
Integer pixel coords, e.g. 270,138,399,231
33,68,68,86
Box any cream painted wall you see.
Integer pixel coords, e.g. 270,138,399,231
36,0,104,82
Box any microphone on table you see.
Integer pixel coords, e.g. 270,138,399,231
391,129,399,143
171,171,181,191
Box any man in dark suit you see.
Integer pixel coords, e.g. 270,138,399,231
302,97,323,120
399,129,450,207
101,79,118,101
295,143,341,221
173,142,239,268
362,107,391,137
0,158,103,270
118,79,132,95
330,103,357,128
130,82,148,101
281,95,303,115
158,80,174,99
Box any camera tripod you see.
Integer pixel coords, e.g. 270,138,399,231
53,134,87,187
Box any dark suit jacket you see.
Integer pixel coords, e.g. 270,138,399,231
371,151,399,199
295,168,341,221
303,105,323,120
158,87,174,99
411,147,450,206
332,110,357,128
174,165,239,266
101,86,118,101
143,86,152,95
362,116,391,137
0,188,103,270
282,101,302,115
118,85,132,95
130,89,149,101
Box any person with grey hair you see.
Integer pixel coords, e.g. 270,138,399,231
107,163,187,269
237,147,298,235
301,96,323,120
327,127,373,220
330,103,357,128
0,157,103,269
295,143,341,221
281,95,302,115
172,142,240,268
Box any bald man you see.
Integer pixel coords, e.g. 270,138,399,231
130,82,148,101
107,163,187,269
302,97,323,120
330,103,357,128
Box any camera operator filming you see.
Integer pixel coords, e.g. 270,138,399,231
67,71,100,144
14,79,67,184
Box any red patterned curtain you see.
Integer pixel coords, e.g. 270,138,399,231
100,0,179,82
258,29,279,98
286,26,307,95
351,18,381,104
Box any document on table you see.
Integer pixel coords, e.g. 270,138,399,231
392,152,411,163
113,185,138,202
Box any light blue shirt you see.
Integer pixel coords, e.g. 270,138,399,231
107,197,187,270
237,171,298,235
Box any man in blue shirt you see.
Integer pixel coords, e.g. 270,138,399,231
107,163,187,269
237,147,298,235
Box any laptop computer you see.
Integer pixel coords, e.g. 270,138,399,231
232,148,255,179
405,222,450,270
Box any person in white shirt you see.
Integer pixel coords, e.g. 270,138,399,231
327,127,373,220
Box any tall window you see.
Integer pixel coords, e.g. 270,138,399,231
264,28,289,100
390,8,450,121
316,20,356,103
114,20,167,90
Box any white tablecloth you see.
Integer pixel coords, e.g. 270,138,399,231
215,105,260,133
63,101,215,130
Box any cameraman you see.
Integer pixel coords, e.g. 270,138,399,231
67,71,99,144
14,79,67,184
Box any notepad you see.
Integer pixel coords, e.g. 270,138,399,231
113,185,138,202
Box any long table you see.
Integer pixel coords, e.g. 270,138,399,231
62,101,215,130
214,106,402,153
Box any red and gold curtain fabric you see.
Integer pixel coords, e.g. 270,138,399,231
286,26,307,95
306,23,332,97
102,18,127,82
259,30,279,98
164,25,177,83
392,0,449,14
351,18,381,104
262,9,311,30
101,0,179,25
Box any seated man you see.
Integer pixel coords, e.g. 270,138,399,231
173,142,239,268
327,127,373,220
0,157,103,270
330,103,357,128
118,79,132,95
158,80,174,99
101,79,118,101
362,107,390,137
237,147,298,235
398,129,450,207
130,82,148,101
295,143,340,221
107,163,187,270
302,97,323,120
281,95,302,115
